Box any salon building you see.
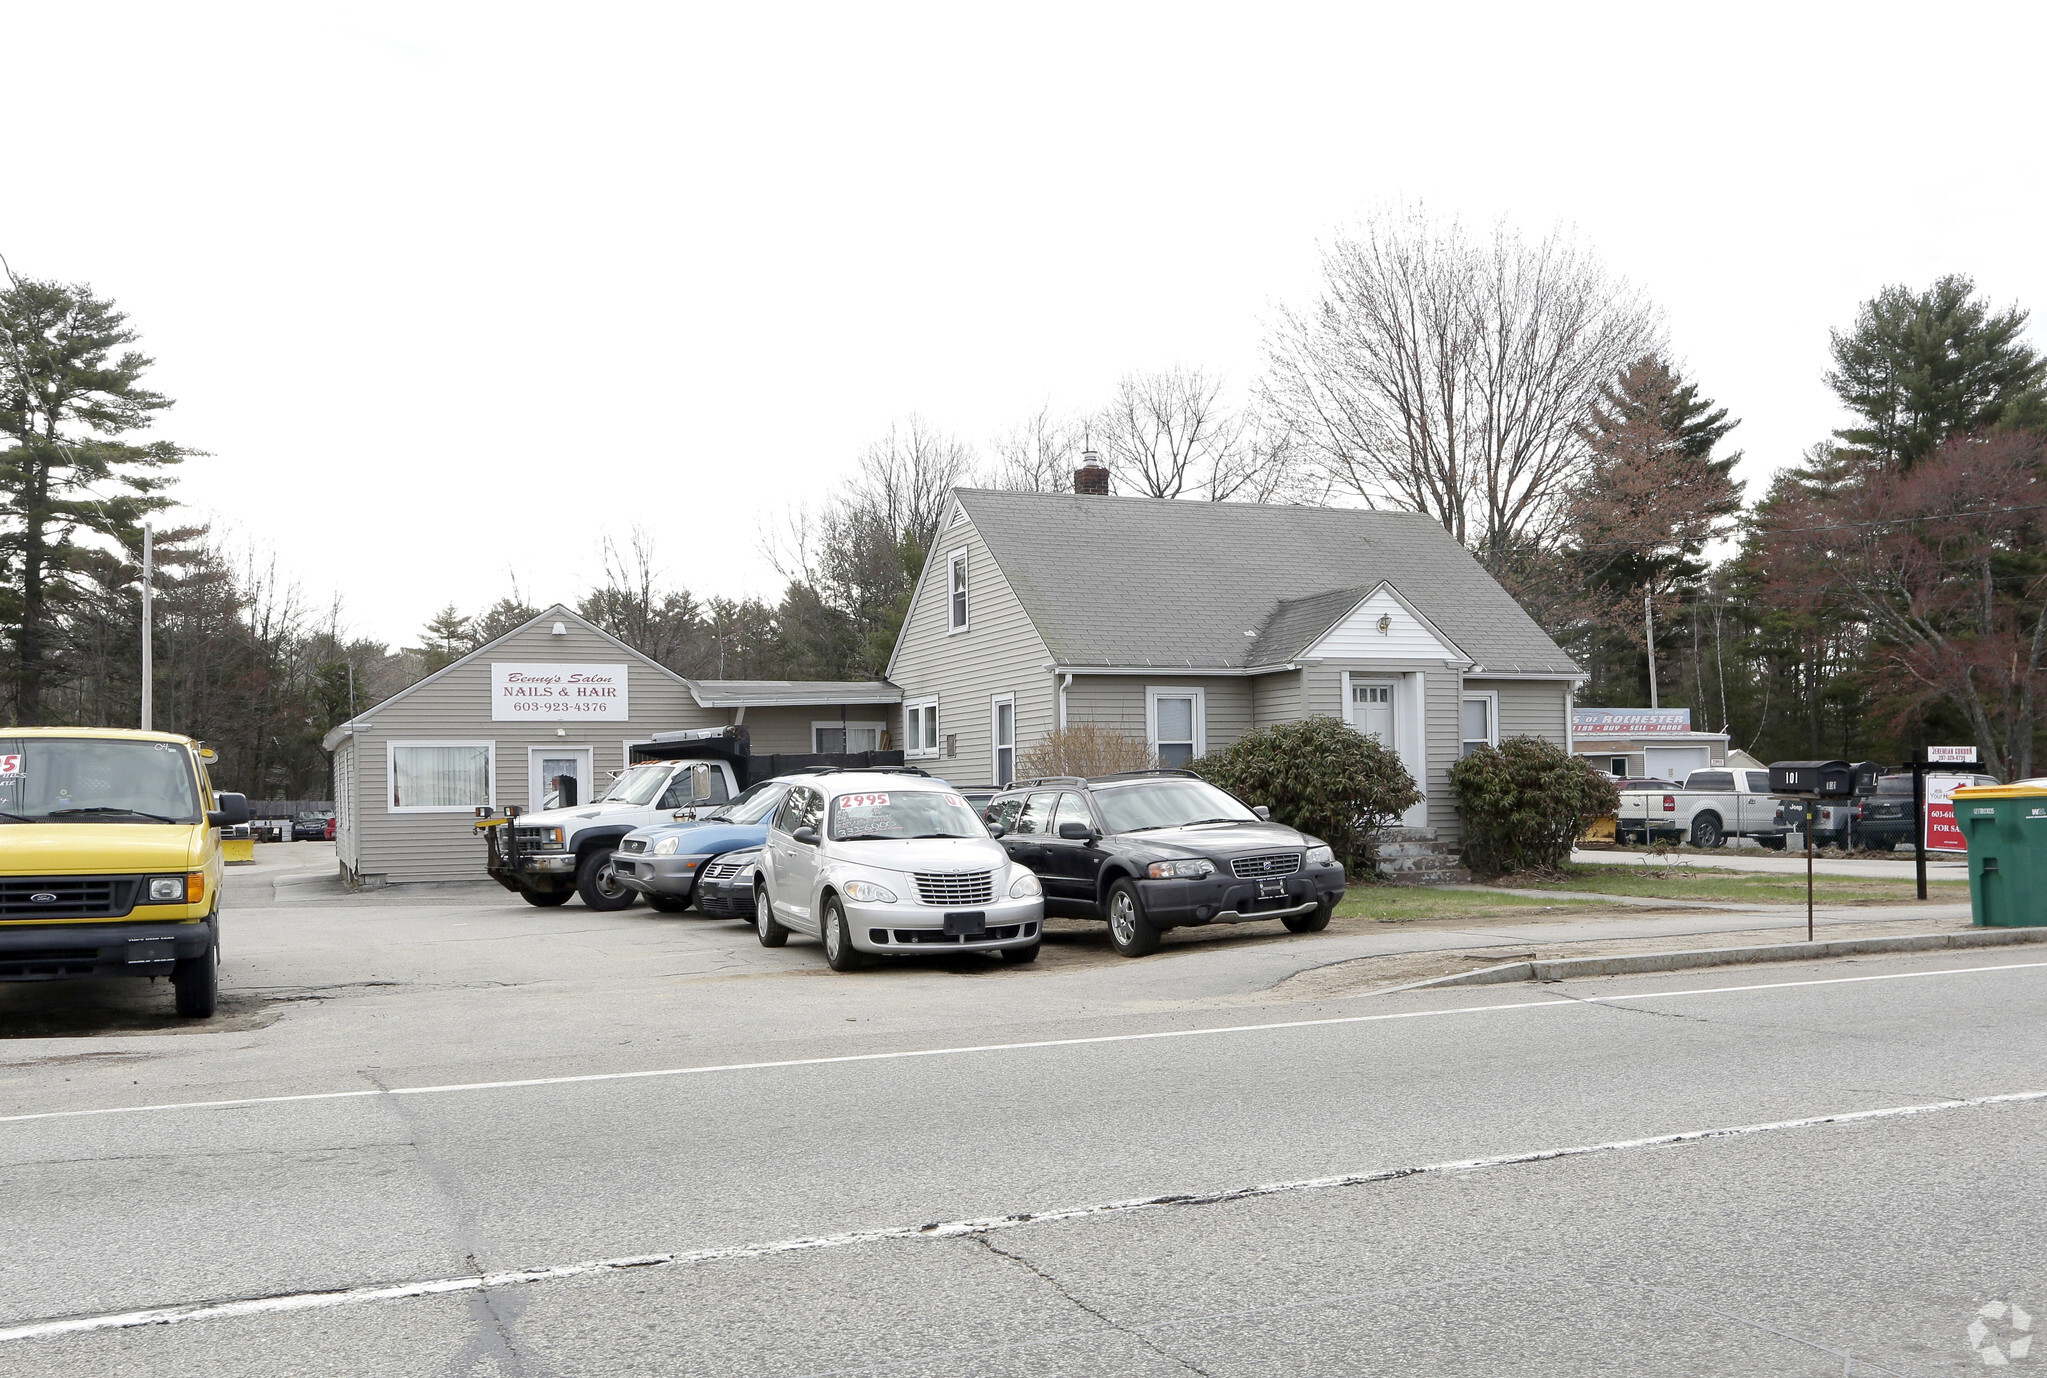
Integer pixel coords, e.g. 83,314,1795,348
322,606,897,885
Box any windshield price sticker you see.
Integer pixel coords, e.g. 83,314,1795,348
0,754,21,778
841,793,890,808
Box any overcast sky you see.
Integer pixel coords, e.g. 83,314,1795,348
7,2,2041,646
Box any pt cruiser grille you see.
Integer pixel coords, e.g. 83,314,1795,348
1230,853,1301,880
913,871,994,906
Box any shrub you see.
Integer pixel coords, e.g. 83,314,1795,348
1017,724,1156,779
1449,735,1620,877
1190,717,1421,872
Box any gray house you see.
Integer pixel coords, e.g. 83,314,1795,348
322,606,896,885
886,486,1583,843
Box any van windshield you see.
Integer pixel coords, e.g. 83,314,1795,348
0,738,203,824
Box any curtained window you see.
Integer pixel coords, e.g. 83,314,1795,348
390,743,493,811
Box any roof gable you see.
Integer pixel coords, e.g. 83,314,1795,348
1294,583,1469,664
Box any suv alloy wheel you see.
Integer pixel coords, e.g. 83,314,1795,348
1105,879,1160,958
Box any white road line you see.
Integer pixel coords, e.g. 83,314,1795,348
4,1086,2041,1345
4,958,2044,1128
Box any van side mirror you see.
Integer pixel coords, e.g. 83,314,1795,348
210,793,251,828
1057,820,1095,841
792,826,820,846
1252,805,1270,821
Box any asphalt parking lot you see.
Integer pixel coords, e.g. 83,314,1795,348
4,843,2043,1375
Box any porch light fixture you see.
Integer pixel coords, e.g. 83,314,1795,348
1377,614,1392,634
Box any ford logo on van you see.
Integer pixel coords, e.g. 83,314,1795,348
29,892,58,904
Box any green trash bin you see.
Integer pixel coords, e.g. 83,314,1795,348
1951,783,2047,927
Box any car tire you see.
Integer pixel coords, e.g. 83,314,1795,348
172,942,217,1019
754,885,788,947
1689,814,1724,849
520,888,572,907
1284,897,1335,933
576,848,638,911
645,894,689,913
1104,880,1160,958
999,941,1041,963
820,896,861,972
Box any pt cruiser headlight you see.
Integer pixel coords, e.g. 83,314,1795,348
843,880,897,904
1009,872,1042,898
652,836,680,856
1304,845,1335,866
1146,859,1214,879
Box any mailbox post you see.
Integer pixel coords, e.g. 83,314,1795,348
1769,761,1855,941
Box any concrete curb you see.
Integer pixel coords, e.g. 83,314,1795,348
1389,926,2047,992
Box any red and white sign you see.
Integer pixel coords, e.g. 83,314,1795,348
0,753,20,777
1924,774,1972,853
1927,746,1979,765
839,793,891,808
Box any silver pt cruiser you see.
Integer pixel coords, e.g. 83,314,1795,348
753,771,1044,970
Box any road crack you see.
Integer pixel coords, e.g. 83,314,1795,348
970,1236,1214,1376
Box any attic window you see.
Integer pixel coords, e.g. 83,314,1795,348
949,505,967,527
948,550,968,633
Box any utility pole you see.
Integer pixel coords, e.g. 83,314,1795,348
1643,585,1658,709
140,523,154,731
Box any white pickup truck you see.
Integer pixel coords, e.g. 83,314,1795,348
1617,767,1790,849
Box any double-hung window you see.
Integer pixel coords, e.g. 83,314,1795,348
1460,693,1497,758
903,698,939,758
948,550,969,633
991,694,1016,785
389,741,494,812
1146,687,1205,768
814,722,885,753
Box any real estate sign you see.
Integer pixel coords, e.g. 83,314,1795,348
1924,773,1972,853
491,663,629,720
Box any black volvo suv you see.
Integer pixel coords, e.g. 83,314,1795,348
985,771,1347,957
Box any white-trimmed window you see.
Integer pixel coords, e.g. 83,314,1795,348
1461,692,1498,757
948,549,969,633
814,721,886,753
991,693,1016,785
389,741,494,812
1146,687,1206,768
903,697,939,757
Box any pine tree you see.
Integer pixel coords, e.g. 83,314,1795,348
416,604,472,674
1826,274,2047,469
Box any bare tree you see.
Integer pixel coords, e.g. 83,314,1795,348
987,403,1086,493
1090,366,1317,502
1262,205,1660,561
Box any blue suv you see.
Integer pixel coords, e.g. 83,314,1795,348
609,779,793,914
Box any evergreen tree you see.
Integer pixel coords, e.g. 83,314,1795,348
0,271,190,723
1826,274,2047,469
415,604,472,674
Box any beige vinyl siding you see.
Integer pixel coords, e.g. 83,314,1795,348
733,704,899,754
1251,671,1302,729
345,618,718,884
1060,676,1254,757
887,513,1054,787
332,738,357,869
1305,659,1464,844
1476,678,1570,745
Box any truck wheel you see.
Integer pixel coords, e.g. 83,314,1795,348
1689,814,1724,849
1284,897,1336,933
520,889,572,907
576,848,637,911
1105,880,1160,957
754,885,788,947
820,896,861,972
172,947,217,1019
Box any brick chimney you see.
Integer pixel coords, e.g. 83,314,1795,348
1073,448,1109,495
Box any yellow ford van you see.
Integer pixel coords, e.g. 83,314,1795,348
0,728,249,1018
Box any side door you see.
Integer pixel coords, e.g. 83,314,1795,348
764,786,815,925
1041,791,1105,909
1738,771,1774,834
780,786,825,930
1002,791,1058,878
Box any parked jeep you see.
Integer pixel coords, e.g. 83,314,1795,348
985,770,1347,957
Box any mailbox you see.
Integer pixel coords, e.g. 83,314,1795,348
1847,761,1883,795
1769,760,1856,798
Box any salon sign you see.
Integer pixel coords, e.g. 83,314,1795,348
491,663,629,720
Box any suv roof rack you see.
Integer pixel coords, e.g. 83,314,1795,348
789,764,933,778
1087,768,1203,783
1003,775,1088,790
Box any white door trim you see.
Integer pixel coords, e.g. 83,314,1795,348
528,745,593,812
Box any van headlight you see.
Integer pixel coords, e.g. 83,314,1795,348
652,836,680,856
1304,845,1335,866
843,880,897,904
1146,859,1214,879
147,876,189,902
1009,872,1042,898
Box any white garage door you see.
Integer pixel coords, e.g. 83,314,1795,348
1644,745,1710,782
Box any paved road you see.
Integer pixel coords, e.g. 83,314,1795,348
2,847,2040,1375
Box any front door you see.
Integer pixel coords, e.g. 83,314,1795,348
1349,681,1394,744
529,746,592,812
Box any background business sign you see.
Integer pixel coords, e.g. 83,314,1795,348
1571,708,1693,736
1927,745,1979,764
491,663,629,720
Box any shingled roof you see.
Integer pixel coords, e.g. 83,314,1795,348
952,490,1580,676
